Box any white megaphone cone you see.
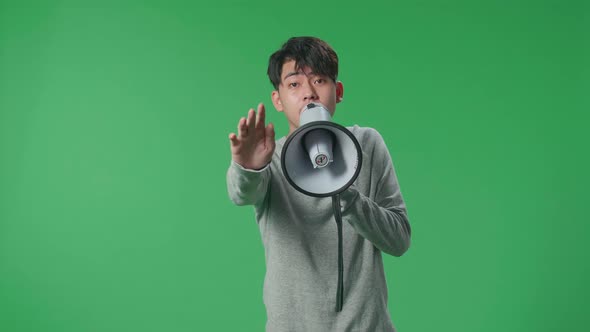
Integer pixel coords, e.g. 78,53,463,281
281,102,362,197
280,102,363,313
300,103,334,169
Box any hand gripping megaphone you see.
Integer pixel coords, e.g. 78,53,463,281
281,102,363,312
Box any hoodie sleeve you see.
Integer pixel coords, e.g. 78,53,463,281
226,160,271,206
339,129,411,257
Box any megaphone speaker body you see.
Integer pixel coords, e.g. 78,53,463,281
281,103,362,197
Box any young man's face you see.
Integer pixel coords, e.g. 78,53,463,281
271,59,343,135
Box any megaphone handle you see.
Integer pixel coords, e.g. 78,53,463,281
332,194,344,312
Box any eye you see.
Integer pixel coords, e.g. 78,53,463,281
314,78,325,84
288,82,299,88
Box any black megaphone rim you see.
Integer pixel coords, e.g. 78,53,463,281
280,121,363,198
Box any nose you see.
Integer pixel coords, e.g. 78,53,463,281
302,81,318,101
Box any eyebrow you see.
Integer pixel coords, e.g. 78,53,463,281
283,70,318,81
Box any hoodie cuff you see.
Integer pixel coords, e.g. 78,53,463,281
231,160,271,173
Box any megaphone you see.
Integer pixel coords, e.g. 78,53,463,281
281,102,363,312
281,102,362,197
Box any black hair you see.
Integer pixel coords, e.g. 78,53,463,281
267,36,338,90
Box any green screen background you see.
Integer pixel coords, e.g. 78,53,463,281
1,1,588,331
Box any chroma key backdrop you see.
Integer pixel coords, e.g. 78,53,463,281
1,1,588,331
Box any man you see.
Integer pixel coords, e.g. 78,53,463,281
227,36,411,331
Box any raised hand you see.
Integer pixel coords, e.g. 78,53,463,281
229,103,276,170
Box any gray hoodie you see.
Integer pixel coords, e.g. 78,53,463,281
227,126,411,332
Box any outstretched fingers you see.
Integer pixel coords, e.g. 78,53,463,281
265,122,275,149
255,103,265,130
246,108,256,136
237,117,247,139
231,104,273,159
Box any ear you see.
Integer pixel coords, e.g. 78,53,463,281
271,90,284,112
336,81,344,103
